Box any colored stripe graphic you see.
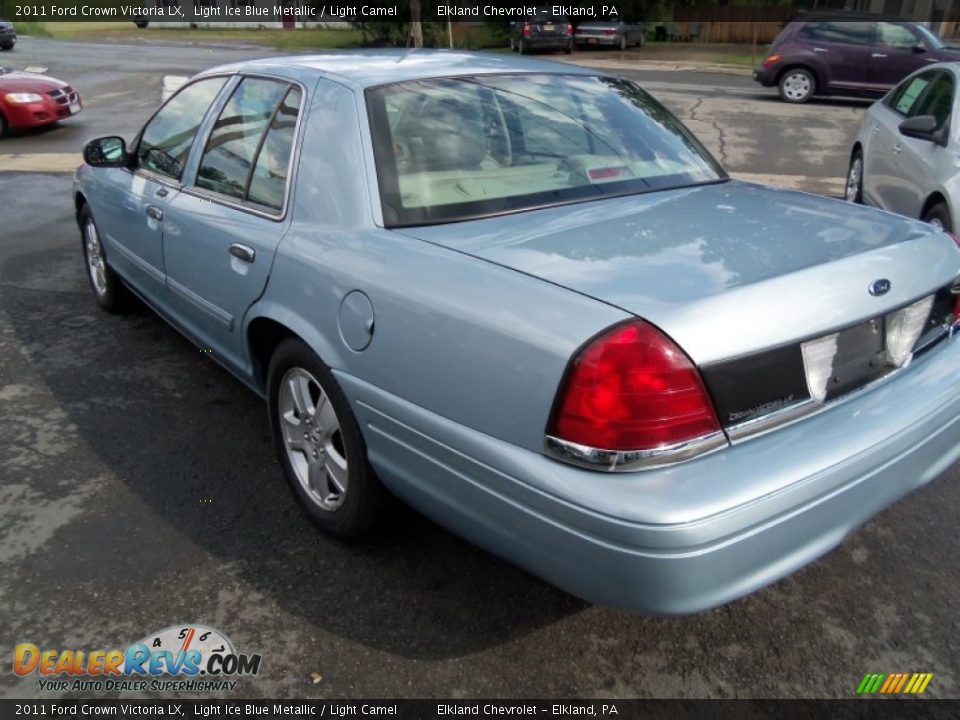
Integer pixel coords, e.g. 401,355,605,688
857,672,932,694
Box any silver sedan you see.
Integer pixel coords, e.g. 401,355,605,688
847,62,959,232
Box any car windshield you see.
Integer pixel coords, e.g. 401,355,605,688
367,74,725,227
913,23,946,49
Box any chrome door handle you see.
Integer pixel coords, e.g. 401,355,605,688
871,53,887,58
145,205,163,221
229,244,255,263
872,125,880,134
813,47,827,53
155,187,169,198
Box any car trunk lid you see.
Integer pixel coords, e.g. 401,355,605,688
399,181,960,424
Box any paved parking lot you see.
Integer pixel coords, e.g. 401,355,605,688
1,37,958,700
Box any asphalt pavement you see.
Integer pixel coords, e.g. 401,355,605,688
0,36,958,700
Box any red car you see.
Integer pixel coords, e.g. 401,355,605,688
0,68,82,138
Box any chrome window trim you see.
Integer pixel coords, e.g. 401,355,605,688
183,72,308,223
544,431,728,472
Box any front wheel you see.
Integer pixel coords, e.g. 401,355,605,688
845,149,863,203
267,339,386,539
779,68,816,103
80,205,130,313
922,202,953,233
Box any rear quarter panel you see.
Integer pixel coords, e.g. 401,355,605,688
246,75,629,454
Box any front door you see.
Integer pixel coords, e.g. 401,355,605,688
796,21,874,91
867,22,935,93
92,76,230,301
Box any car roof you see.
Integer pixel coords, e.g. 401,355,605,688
198,49,597,89
790,10,914,23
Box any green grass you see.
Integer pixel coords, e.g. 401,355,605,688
13,22,364,49
716,53,758,67
10,21,53,37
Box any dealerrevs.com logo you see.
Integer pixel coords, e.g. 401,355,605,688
13,625,262,693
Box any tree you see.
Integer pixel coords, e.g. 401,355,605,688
407,0,423,48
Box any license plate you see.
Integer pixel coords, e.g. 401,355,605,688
589,38,598,44
543,23,554,31
69,102,80,115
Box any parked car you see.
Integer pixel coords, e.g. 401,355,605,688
754,12,959,103
74,51,960,614
574,20,645,50
846,63,958,233
510,10,573,54
0,68,81,138
0,20,16,50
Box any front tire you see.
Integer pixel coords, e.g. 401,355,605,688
845,149,863,204
779,68,816,104
922,202,953,233
267,339,386,539
80,205,130,313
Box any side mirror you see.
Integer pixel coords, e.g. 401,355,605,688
912,43,926,54
83,136,128,167
898,114,941,143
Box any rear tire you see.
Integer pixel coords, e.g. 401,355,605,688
267,338,386,539
779,68,816,103
79,205,131,313
922,202,953,233
0,44,13,51
845,149,863,204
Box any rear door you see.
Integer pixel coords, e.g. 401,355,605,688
867,22,935,92
796,21,874,92
160,76,304,373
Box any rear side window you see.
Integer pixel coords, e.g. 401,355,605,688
196,77,301,212
137,77,227,180
798,21,873,45
888,72,935,116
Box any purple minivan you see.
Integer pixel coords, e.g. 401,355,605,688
754,14,959,103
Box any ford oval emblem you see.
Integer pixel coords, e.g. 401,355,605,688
869,279,891,296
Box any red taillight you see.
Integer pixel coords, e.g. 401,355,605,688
762,53,782,68
549,321,721,452
566,23,573,35
522,23,531,37
603,28,617,35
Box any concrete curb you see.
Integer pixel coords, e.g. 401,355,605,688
557,56,753,75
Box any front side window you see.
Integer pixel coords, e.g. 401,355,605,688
137,77,227,180
196,78,291,203
889,72,935,116
876,22,919,50
368,74,724,227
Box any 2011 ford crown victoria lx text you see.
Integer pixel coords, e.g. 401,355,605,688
73,51,960,614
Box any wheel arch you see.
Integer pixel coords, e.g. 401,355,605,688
246,310,345,396
74,191,88,226
920,191,951,223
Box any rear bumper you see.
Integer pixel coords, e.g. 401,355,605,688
575,35,619,46
2,95,81,128
524,36,571,48
342,335,960,614
753,66,778,87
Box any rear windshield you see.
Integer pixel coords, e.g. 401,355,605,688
367,74,725,227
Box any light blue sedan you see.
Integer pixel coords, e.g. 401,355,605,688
74,51,960,614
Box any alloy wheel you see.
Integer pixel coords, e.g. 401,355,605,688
277,367,348,511
84,219,108,297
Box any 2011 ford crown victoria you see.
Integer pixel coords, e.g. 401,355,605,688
73,51,960,614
